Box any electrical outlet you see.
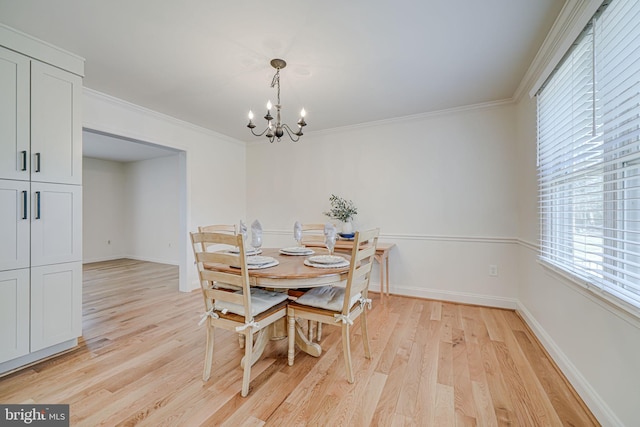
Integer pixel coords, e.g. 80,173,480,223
489,265,498,277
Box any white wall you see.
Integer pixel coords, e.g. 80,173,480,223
515,94,640,427
83,157,127,262
125,155,180,264
83,155,181,265
82,88,247,291
246,102,520,308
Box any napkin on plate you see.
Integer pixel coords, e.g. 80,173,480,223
294,221,302,244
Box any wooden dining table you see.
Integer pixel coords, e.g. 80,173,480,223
204,247,351,364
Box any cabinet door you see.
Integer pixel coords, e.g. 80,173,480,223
0,268,30,363
0,180,30,271
0,46,30,181
30,61,82,185
30,182,82,267
30,262,81,352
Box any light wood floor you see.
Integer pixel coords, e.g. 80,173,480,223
0,259,598,426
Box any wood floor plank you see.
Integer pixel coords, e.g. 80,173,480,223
0,259,599,426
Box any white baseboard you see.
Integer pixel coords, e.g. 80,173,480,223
516,302,621,427
82,255,125,264
392,284,518,309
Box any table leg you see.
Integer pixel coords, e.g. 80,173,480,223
294,319,321,357
385,254,390,296
378,254,384,297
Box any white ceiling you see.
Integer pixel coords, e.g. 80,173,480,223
0,0,564,145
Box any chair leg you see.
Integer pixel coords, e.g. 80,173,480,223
288,311,296,366
203,325,215,381
342,323,354,384
362,309,371,359
238,333,245,349
317,323,323,341
241,330,253,397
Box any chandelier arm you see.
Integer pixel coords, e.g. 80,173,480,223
249,127,271,137
281,124,302,142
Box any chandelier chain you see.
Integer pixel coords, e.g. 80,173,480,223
271,69,281,106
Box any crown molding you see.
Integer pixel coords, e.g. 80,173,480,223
257,98,515,144
0,23,84,76
515,0,604,101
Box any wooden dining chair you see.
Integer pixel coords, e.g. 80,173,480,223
287,228,380,383
190,231,289,397
198,224,237,249
299,223,329,341
300,223,326,246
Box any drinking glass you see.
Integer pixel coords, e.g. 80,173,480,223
294,221,303,246
325,233,336,255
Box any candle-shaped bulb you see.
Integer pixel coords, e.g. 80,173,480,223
300,108,306,117
266,100,272,110
248,110,254,120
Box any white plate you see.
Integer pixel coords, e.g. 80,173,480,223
307,255,346,265
246,255,275,266
248,260,279,269
228,248,262,256
304,259,349,269
280,247,315,256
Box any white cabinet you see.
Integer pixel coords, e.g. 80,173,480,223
31,61,82,185
0,180,30,271
30,263,82,352
0,25,84,373
0,180,81,271
0,46,81,185
0,46,30,182
30,182,82,266
0,269,29,364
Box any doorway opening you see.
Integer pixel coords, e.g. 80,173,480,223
82,128,188,291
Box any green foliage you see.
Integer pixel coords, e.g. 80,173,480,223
324,194,358,222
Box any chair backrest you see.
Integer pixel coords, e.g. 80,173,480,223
190,231,253,323
300,223,326,245
342,228,380,313
198,224,237,234
198,224,237,252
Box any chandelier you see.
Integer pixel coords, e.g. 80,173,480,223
247,59,307,143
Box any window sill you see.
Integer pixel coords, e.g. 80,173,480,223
537,258,640,329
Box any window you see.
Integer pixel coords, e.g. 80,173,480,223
537,0,640,310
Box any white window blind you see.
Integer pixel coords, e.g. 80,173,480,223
538,0,640,310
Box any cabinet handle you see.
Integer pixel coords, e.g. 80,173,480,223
35,152,41,173
22,191,28,219
35,191,41,219
21,151,27,171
